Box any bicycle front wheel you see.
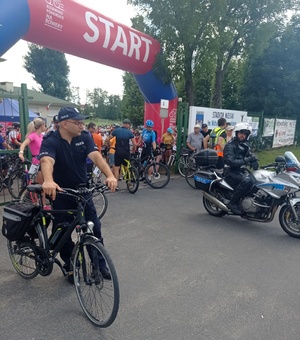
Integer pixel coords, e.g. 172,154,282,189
7,222,45,279
144,162,170,189
92,190,108,220
126,166,139,194
177,155,189,177
73,237,120,327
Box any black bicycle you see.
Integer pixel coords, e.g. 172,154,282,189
131,152,170,189
177,148,196,177
6,157,34,199
87,168,108,220
4,184,119,328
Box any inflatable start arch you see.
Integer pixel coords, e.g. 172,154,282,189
0,0,178,136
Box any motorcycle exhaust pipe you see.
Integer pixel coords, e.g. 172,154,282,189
203,192,230,212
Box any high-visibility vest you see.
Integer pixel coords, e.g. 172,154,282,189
212,127,225,157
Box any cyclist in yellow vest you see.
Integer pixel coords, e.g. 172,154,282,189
204,117,227,169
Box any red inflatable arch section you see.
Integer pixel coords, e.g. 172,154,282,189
0,0,178,136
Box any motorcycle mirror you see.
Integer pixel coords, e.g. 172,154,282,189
275,156,286,163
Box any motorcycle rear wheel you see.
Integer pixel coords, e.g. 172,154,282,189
279,203,300,238
202,189,227,217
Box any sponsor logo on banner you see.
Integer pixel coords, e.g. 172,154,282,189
169,109,177,125
44,0,65,31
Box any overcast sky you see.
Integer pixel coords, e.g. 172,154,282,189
0,0,137,103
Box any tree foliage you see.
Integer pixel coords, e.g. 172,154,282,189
121,72,144,127
128,0,298,108
128,0,215,105
209,0,294,108
242,15,300,116
23,44,71,100
83,88,122,120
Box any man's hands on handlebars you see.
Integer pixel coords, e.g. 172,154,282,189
244,154,259,170
42,175,117,200
104,175,117,192
42,180,63,201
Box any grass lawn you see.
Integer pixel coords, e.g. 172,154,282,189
256,145,300,166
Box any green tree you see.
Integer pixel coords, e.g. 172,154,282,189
222,59,246,110
106,95,122,121
85,88,109,119
128,0,297,108
128,0,215,106
121,72,144,127
209,0,294,108
83,88,122,120
242,15,300,116
23,44,71,100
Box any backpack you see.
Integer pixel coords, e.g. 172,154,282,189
208,127,225,149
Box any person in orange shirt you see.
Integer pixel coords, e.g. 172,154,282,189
86,122,103,175
87,122,103,151
108,135,116,168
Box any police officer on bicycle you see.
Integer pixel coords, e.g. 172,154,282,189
40,107,117,281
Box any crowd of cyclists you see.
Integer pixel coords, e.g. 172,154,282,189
0,114,180,195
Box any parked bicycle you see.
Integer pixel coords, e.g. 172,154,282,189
7,158,38,199
3,184,119,327
88,164,103,186
177,148,196,177
0,152,19,192
131,152,170,189
90,183,109,221
160,144,176,169
87,165,108,220
120,158,139,194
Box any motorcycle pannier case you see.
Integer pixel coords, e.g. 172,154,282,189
2,201,36,241
195,149,218,166
194,171,216,190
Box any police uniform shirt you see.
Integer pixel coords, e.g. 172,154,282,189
39,130,98,188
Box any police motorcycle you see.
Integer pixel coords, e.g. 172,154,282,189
194,149,300,238
284,151,300,173
260,151,300,188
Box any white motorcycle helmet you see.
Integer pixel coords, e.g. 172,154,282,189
233,122,252,141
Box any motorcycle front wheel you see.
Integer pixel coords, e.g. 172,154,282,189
202,189,227,217
279,203,300,238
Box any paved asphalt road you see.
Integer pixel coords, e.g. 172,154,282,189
1,176,300,340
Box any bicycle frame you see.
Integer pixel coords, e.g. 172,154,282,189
120,159,132,180
8,183,120,327
27,185,96,275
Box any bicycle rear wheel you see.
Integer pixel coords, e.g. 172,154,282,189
73,237,119,327
7,222,45,279
144,162,170,189
92,190,108,220
7,168,26,199
126,166,139,194
185,161,198,189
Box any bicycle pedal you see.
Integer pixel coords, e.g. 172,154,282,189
19,245,33,254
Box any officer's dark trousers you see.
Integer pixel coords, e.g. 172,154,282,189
52,193,104,270
225,171,253,203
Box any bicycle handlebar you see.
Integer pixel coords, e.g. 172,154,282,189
26,183,108,200
59,183,108,197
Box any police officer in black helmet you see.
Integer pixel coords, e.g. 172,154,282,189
223,122,259,215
